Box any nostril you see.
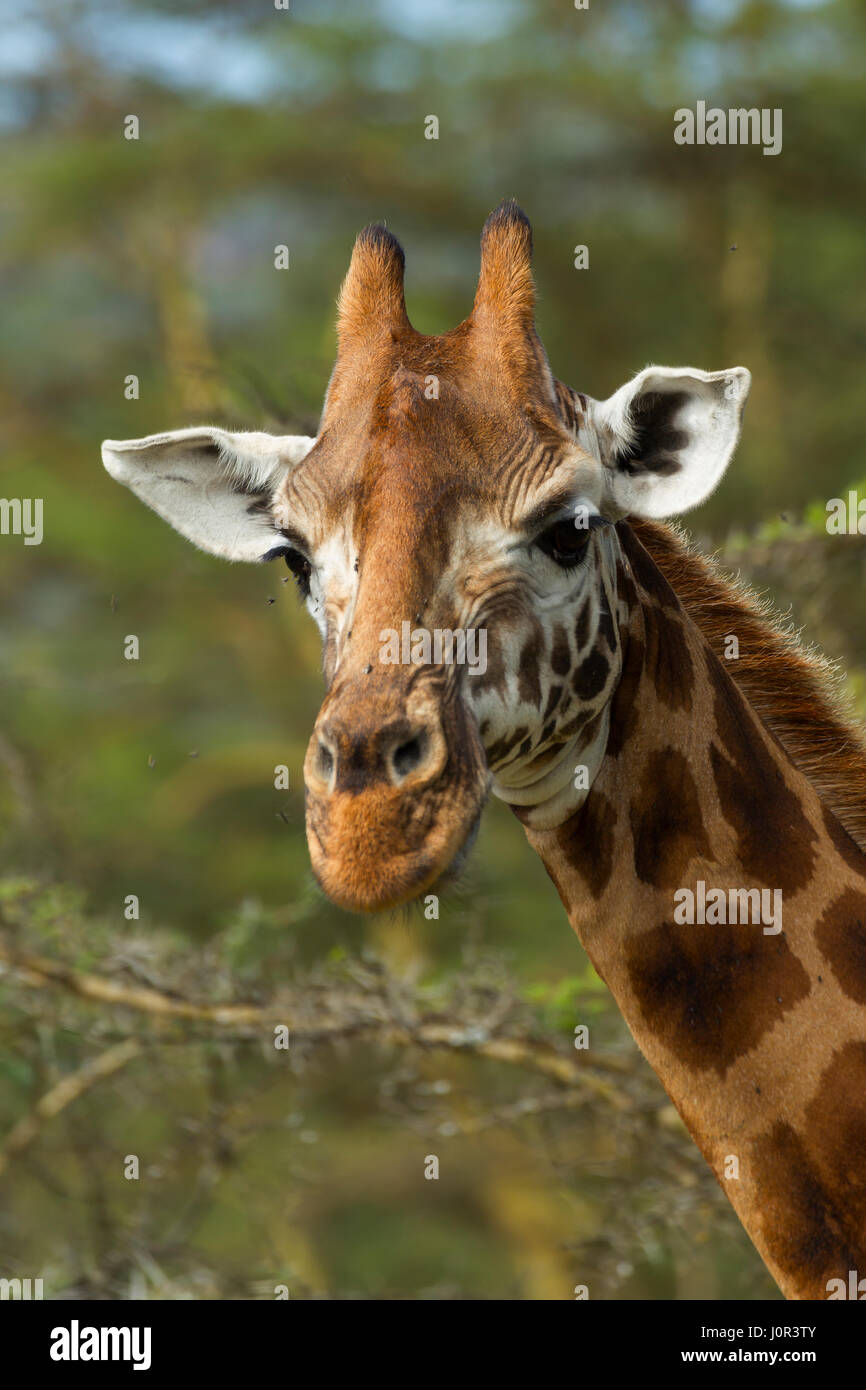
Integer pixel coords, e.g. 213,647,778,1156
317,741,335,781
391,733,425,781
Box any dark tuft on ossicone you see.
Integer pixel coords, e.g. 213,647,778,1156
355,222,405,268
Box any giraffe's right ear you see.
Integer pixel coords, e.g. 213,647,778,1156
585,365,751,519
101,427,316,562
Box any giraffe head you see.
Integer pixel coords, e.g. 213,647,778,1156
102,202,749,912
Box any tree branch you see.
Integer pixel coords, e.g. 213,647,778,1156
0,936,633,1102
0,1039,141,1179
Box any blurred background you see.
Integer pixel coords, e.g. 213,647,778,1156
0,0,864,1299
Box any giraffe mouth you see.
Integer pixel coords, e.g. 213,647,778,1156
403,803,484,906
304,771,490,914
439,805,483,881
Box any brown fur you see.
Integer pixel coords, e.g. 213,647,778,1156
472,202,535,333
631,517,866,855
336,223,410,349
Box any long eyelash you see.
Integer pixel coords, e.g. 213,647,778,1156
546,546,589,571
262,543,312,598
285,552,312,598
561,512,611,536
530,512,610,546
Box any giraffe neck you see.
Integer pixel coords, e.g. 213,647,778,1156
521,523,866,1300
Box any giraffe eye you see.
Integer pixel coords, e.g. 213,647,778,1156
535,518,593,568
262,542,312,598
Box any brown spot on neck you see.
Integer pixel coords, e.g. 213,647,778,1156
641,603,694,712
629,748,713,887
625,920,811,1077
752,1064,866,1300
815,888,866,1006
706,647,818,892
604,624,645,760
551,790,618,899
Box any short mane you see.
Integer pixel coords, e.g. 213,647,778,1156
630,518,866,855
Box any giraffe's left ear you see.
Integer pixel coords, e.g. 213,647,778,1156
588,365,751,519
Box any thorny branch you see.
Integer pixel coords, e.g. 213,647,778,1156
0,1038,142,1178
0,925,638,1177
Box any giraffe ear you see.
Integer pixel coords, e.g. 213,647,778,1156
589,366,750,518
102,427,316,562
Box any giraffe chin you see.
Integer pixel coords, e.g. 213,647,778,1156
305,787,488,914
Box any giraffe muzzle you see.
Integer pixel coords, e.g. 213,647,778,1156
303,680,489,912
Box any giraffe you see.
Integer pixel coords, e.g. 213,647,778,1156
102,201,866,1300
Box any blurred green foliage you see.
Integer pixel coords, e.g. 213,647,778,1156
0,0,864,1299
